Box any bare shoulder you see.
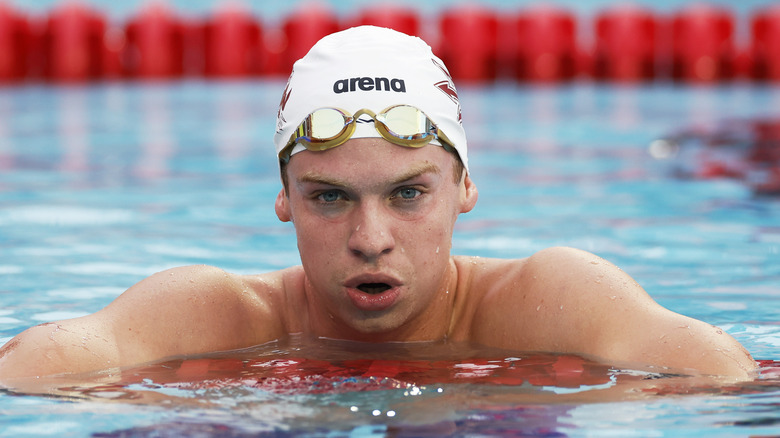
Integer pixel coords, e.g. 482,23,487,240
0,265,292,380
464,247,757,378
102,264,299,360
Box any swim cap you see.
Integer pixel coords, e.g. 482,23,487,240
274,25,468,172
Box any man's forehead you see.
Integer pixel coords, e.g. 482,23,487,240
296,161,442,188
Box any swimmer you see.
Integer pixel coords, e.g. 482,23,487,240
0,26,756,381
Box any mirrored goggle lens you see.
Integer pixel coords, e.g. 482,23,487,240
376,105,435,140
307,108,351,140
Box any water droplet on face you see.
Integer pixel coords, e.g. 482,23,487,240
436,246,440,254
536,305,541,311
355,225,360,231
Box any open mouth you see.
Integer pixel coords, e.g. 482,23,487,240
357,283,392,294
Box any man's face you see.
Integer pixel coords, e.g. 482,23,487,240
276,138,477,341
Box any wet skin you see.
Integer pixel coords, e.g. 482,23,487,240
276,138,478,342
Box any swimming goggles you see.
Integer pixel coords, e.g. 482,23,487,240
279,104,456,163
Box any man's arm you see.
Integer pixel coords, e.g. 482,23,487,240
472,247,757,378
0,265,284,381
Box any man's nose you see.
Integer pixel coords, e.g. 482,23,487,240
347,202,395,261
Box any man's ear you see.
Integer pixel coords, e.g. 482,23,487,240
275,188,292,222
459,174,478,214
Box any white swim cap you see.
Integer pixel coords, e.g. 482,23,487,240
274,25,468,172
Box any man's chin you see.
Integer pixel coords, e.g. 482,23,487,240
338,314,412,342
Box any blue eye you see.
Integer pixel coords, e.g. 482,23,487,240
318,190,344,203
397,188,421,199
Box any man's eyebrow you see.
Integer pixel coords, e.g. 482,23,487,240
297,172,349,187
389,162,441,185
297,162,441,187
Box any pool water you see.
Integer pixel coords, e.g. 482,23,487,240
0,81,779,436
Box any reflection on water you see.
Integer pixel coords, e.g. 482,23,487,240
659,117,780,195
3,336,779,436
58,89,89,173
136,87,175,180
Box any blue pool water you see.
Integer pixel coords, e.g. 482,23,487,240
0,81,779,436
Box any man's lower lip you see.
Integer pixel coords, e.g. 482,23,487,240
346,287,400,311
